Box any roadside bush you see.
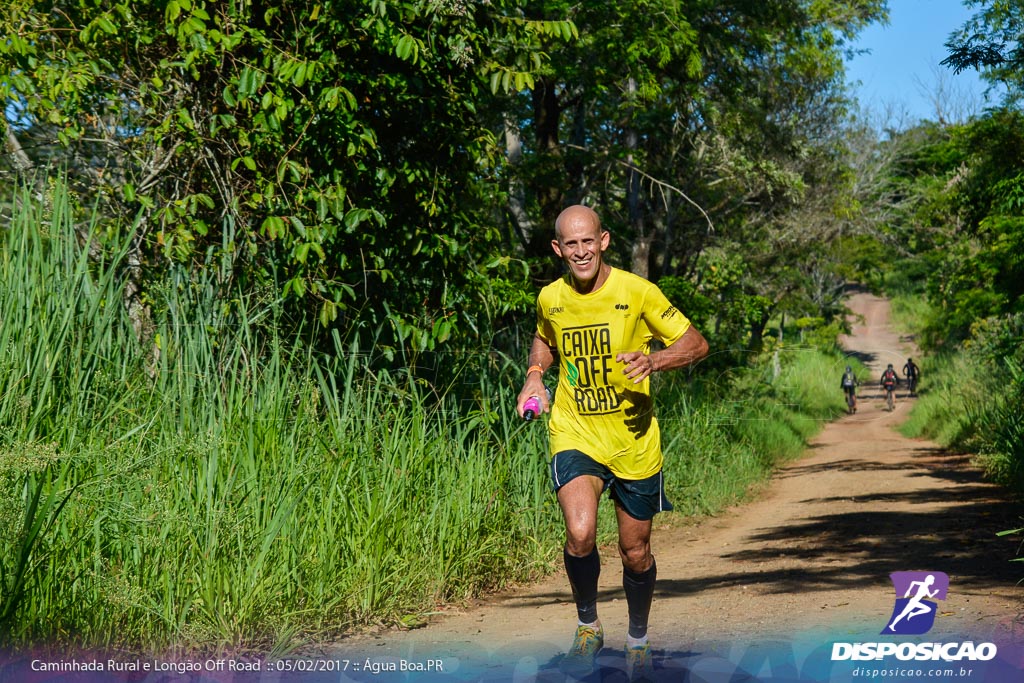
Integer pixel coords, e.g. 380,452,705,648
901,313,1024,496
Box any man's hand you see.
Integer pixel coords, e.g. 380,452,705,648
617,351,655,384
517,376,550,418
517,334,556,418
617,326,709,384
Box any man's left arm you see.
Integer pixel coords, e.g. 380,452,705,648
618,325,709,384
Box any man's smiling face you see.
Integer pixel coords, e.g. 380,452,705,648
552,207,610,293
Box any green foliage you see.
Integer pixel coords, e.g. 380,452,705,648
797,319,846,352
656,275,715,335
944,0,1024,101
915,113,1024,345
969,359,1024,492
658,248,777,362
0,0,893,376
0,444,77,638
899,352,981,447
0,183,560,650
901,310,1024,495
0,0,573,358
0,186,856,653
503,0,885,305
865,110,1024,349
889,291,932,338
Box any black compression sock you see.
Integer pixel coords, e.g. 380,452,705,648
623,558,657,639
564,546,601,624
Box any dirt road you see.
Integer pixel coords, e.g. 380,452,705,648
328,291,1023,680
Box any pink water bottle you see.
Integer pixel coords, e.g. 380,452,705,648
522,387,551,421
523,395,542,421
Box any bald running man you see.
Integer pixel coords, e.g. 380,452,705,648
517,205,709,680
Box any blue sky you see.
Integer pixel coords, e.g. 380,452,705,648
844,0,998,124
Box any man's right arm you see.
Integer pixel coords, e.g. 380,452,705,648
517,334,556,417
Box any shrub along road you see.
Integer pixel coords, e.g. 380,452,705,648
327,291,1023,676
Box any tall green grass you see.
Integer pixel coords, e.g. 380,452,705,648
890,293,981,446
0,183,559,652
898,353,978,445
0,182,848,654
892,294,1024,496
900,350,1024,491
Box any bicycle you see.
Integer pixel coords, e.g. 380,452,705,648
881,364,899,412
903,359,920,397
883,382,896,411
845,388,857,414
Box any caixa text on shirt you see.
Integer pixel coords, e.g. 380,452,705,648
559,324,630,415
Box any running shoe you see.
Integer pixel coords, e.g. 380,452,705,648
624,641,653,682
560,623,604,677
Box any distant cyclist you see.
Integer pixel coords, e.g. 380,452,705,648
880,363,899,411
840,365,858,414
903,358,920,396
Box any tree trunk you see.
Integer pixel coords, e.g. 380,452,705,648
532,76,563,229
503,114,535,253
123,229,159,376
631,234,653,279
4,125,34,174
625,76,649,278
566,89,588,205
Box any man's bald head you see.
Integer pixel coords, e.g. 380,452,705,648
555,205,602,239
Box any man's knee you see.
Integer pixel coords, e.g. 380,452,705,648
565,528,597,557
618,540,652,572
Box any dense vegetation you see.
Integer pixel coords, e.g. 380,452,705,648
1,0,1022,656
858,0,1024,496
0,182,851,652
0,0,885,359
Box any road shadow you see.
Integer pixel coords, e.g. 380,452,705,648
841,349,876,368
648,508,1023,600
534,648,717,683
649,483,1024,599
506,452,1024,608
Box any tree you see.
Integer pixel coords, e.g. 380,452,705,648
2,0,892,366
500,0,886,350
859,107,1024,348
0,0,574,357
943,0,1024,100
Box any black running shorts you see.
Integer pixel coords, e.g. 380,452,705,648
550,449,673,521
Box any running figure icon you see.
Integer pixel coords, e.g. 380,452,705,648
888,575,939,631
882,571,949,635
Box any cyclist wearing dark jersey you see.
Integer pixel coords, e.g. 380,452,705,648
903,358,920,396
840,365,858,413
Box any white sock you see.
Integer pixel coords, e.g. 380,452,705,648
626,634,649,648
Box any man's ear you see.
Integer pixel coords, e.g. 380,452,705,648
551,239,564,258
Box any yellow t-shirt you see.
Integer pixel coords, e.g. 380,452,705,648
536,267,692,480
